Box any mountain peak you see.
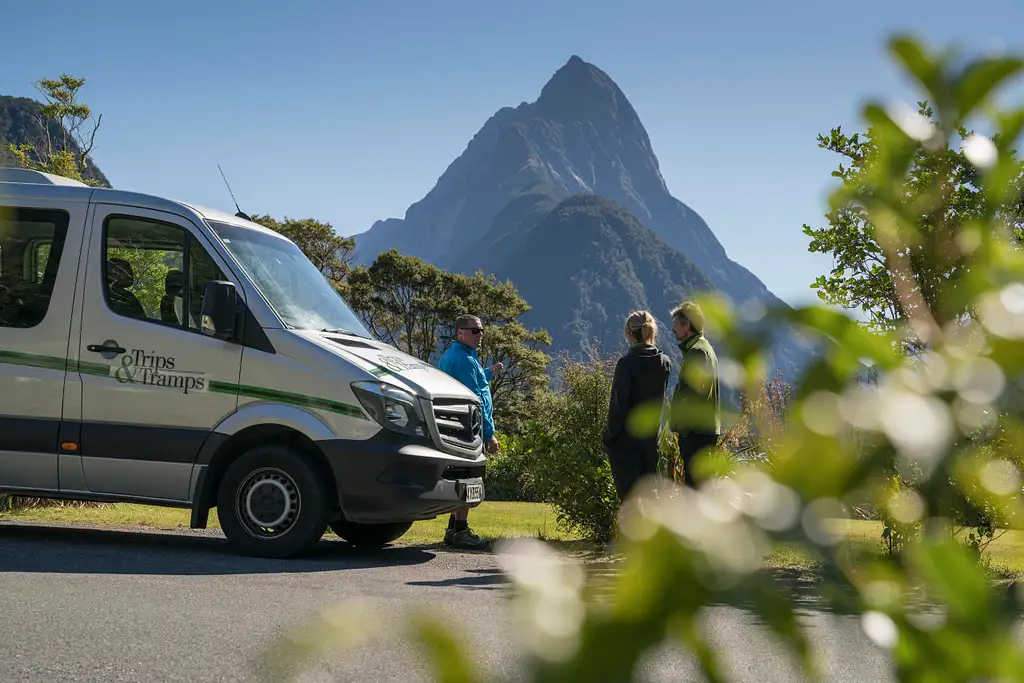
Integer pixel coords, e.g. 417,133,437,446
352,51,813,382
536,55,625,118
563,54,589,70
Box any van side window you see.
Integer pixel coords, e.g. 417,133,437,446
103,216,226,330
0,207,70,328
34,242,52,282
187,239,226,331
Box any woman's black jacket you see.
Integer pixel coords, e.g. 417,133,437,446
603,343,672,450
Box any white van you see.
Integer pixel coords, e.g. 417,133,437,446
0,168,486,558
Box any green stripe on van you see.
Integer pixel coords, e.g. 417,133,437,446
72,360,113,376
0,350,114,375
0,350,365,420
208,380,366,420
0,350,114,376
0,350,73,372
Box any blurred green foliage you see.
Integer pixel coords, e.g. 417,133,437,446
262,33,1024,682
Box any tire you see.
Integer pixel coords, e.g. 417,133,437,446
330,520,413,547
216,445,329,558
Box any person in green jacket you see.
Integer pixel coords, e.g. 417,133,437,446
669,301,720,488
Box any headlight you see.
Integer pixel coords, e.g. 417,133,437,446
351,381,427,437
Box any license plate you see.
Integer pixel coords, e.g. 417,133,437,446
464,484,483,503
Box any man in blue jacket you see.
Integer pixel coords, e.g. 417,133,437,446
437,313,502,550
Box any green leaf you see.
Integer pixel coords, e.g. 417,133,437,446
889,36,941,96
258,600,383,682
626,400,663,438
956,57,1024,120
862,104,921,185
669,615,729,683
408,614,481,683
996,107,1024,150
909,540,993,626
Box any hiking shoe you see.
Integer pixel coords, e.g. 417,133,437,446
445,528,490,551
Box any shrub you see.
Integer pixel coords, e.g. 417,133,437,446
527,355,620,542
484,430,543,502
657,426,680,478
492,353,688,533
877,469,924,556
721,370,791,461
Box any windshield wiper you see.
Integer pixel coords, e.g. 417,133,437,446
320,327,360,336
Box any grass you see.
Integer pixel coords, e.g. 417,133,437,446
0,500,579,546
4,502,1024,581
399,501,579,545
762,518,1024,583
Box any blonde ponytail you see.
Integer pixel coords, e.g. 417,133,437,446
624,310,657,345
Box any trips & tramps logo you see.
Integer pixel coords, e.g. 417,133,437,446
111,348,208,394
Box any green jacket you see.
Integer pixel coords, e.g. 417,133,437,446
671,332,720,436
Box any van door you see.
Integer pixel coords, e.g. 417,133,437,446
73,205,242,501
0,203,85,491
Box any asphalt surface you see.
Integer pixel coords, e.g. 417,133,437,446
0,520,898,683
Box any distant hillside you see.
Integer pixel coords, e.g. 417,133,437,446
0,95,110,186
353,55,817,382
487,194,713,358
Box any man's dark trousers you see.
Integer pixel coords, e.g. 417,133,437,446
678,433,718,488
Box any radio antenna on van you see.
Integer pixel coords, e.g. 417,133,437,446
217,164,252,221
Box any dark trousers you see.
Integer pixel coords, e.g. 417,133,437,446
607,441,659,501
679,433,718,488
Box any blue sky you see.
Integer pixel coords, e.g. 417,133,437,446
3,0,1021,307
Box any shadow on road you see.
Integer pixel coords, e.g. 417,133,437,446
407,567,509,591
401,557,858,619
0,522,435,575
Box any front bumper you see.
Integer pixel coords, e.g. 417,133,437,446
319,432,486,524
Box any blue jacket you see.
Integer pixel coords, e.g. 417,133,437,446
437,341,494,441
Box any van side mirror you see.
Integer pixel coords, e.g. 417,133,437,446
201,281,238,339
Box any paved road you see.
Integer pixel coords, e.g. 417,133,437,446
0,521,896,683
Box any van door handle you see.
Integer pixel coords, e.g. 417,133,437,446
87,342,126,355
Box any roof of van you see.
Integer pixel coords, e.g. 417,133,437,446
0,168,91,186
0,167,287,240
179,201,286,239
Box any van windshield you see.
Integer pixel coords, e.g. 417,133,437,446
207,220,371,337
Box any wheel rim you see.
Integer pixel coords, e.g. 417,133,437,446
235,467,301,538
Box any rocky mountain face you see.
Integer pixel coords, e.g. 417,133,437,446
489,194,714,356
0,96,110,186
354,56,814,382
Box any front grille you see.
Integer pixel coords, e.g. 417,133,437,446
442,464,486,480
432,399,481,450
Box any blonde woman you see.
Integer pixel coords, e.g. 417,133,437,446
602,310,672,501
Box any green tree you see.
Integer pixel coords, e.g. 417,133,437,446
449,270,553,431
107,246,178,315
346,249,552,429
477,320,552,432
346,249,464,360
8,74,105,186
803,104,1024,353
249,214,355,295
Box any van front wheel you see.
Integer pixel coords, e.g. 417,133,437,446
330,520,413,547
217,445,329,558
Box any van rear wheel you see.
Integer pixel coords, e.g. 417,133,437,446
217,445,329,558
330,520,413,547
